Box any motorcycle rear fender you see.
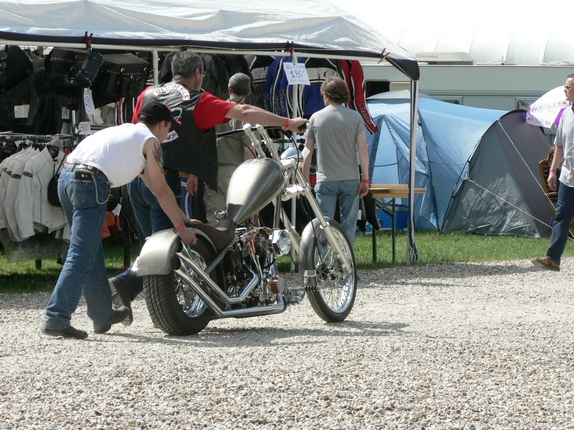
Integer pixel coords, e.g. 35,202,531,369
135,228,216,276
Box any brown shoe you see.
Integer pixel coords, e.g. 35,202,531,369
532,257,560,271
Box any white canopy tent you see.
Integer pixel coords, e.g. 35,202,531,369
0,0,419,76
0,0,422,260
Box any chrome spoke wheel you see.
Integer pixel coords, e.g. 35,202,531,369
299,219,357,323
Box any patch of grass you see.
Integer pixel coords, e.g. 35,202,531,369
356,230,569,269
276,229,571,271
0,241,140,293
1,230,571,293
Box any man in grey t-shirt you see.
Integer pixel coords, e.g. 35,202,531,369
302,77,370,247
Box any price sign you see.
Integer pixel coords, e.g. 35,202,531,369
77,121,91,136
283,62,310,85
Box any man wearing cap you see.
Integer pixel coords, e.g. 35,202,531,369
108,51,307,315
42,102,197,340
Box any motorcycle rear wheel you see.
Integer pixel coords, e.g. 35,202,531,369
299,219,357,322
143,239,219,335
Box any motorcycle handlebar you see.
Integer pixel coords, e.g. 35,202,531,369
216,125,283,139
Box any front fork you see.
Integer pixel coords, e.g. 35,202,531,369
247,124,352,278
294,168,352,275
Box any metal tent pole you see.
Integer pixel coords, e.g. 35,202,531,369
407,79,420,263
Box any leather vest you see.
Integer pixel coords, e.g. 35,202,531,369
141,82,218,190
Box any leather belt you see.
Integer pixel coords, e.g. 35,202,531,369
64,162,108,181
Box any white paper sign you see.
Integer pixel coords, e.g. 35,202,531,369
14,105,30,119
283,62,310,85
83,88,96,115
78,121,91,135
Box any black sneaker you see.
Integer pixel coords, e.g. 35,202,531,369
109,277,133,326
94,307,131,334
42,325,88,339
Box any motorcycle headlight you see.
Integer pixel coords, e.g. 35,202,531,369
280,147,303,167
270,229,291,256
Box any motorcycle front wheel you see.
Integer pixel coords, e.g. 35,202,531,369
143,239,219,335
299,219,357,322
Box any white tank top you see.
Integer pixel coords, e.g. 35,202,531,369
67,123,153,187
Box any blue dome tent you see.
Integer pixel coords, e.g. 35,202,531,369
367,91,554,237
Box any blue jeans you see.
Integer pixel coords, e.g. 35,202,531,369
115,174,182,300
546,181,574,264
315,179,360,247
127,176,181,247
44,168,112,331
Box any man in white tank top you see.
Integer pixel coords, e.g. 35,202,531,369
42,102,198,340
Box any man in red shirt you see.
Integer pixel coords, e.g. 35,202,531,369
111,51,307,320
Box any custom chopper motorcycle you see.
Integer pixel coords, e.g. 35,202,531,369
135,125,357,335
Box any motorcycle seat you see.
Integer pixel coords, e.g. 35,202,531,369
190,218,236,251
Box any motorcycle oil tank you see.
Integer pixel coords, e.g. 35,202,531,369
227,158,284,224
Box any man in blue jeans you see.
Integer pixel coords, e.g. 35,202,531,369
42,102,197,339
532,74,574,272
302,77,370,247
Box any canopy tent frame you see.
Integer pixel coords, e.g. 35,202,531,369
0,0,421,262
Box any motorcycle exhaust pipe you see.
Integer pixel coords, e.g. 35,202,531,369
174,268,225,317
174,268,286,319
177,250,259,306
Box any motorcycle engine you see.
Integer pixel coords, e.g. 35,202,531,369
224,227,275,302
238,227,273,267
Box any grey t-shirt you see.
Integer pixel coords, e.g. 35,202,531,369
306,104,364,183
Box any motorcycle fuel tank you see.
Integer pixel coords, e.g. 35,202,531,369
227,158,284,224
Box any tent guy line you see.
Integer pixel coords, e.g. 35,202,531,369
465,180,553,232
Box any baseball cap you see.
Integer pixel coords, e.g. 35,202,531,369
138,102,176,124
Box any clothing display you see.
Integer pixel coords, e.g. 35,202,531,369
246,55,276,109
263,56,303,118
0,140,70,241
0,137,72,262
16,147,68,239
0,50,376,266
339,59,378,134
261,56,377,133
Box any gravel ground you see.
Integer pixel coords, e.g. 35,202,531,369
1,258,574,429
